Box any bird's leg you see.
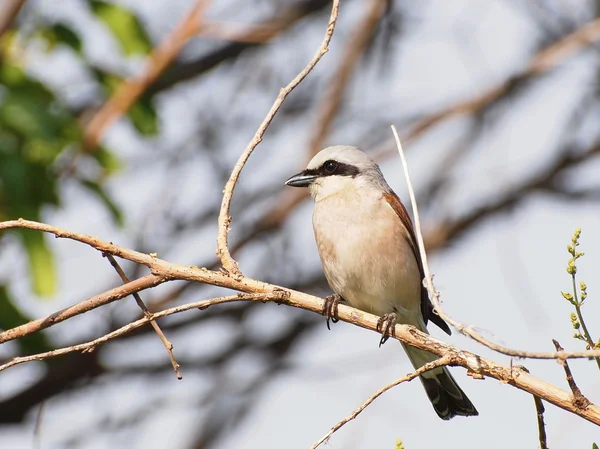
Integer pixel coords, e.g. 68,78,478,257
322,294,344,330
376,313,397,347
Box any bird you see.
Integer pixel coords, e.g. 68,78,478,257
284,145,478,420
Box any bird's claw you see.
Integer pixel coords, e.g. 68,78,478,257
376,313,397,347
323,294,343,330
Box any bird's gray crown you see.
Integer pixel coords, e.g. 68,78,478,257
303,145,384,180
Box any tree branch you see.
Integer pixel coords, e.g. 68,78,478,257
147,0,333,96
0,292,287,373
216,0,341,274
103,253,181,379
552,339,590,409
1,219,600,425
0,0,26,39
311,356,453,449
533,395,549,449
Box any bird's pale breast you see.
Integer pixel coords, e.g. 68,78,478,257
313,187,422,324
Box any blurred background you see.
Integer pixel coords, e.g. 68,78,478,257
1,0,600,448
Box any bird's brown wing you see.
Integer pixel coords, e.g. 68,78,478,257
382,191,451,335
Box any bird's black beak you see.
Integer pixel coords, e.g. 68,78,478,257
284,171,316,188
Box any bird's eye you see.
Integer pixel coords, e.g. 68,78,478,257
324,160,338,173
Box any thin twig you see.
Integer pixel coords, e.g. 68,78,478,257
0,272,165,345
533,395,549,449
390,126,600,362
392,125,558,445
216,0,341,275
0,292,288,373
552,339,590,409
103,253,181,379
310,356,452,449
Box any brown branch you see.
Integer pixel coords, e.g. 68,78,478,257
2,219,600,425
308,0,387,156
216,0,341,275
533,395,549,449
0,292,287,373
552,339,590,409
310,356,452,449
200,20,290,44
0,270,166,345
3,217,600,364
147,0,333,95
0,0,26,39
103,253,181,379
81,0,212,152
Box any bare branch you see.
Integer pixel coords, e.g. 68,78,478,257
0,272,166,345
0,0,26,38
216,0,341,274
0,292,287,373
533,395,549,449
104,254,181,379
311,355,453,449
2,218,600,425
552,339,590,409
147,0,334,95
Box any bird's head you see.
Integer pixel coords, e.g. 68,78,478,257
285,146,384,201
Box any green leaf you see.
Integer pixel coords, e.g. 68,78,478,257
593,443,598,449
92,146,123,175
81,179,124,226
128,93,158,135
0,143,60,213
53,24,82,53
0,285,54,354
0,90,61,139
39,23,83,54
0,58,26,86
20,229,57,296
89,0,152,56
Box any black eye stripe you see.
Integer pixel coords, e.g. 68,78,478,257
302,160,360,178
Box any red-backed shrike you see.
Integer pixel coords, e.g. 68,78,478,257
285,145,478,420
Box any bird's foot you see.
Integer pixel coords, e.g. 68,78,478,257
323,294,344,330
376,313,397,347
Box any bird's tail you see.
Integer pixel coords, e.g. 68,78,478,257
402,342,478,420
